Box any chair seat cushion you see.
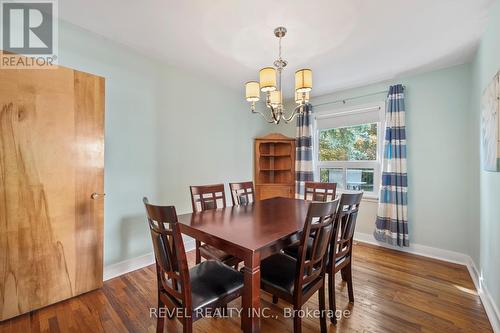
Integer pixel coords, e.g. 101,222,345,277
190,260,244,311
199,243,235,262
260,253,317,296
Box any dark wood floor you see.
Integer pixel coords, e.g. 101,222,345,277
0,242,492,333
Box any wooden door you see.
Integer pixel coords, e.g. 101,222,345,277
0,65,105,321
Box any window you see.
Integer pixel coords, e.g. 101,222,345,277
314,103,384,197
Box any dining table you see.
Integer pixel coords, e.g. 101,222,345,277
177,196,311,333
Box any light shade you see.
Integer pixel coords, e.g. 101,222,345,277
259,67,277,92
295,91,310,104
295,69,312,92
269,90,281,107
245,81,260,102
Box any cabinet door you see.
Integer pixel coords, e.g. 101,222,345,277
257,185,293,200
0,67,104,320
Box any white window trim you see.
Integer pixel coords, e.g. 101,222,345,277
313,101,386,199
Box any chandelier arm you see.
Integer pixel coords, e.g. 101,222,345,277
270,104,281,123
252,108,276,124
283,104,305,123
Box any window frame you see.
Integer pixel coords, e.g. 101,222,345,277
313,102,386,199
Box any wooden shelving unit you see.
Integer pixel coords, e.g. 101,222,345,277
254,133,295,200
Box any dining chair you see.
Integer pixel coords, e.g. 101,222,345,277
282,182,337,257
143,198,244,333
229,181,255,206
304,182,337,202
326,191,363,323
260,199,340,333
284,192,363,324
189,184,240,268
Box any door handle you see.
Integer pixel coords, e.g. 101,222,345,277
91,192,106,200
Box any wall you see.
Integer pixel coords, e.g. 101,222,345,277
57,21,267,266
275,64,475,256
471,0,500,319
157,65,266,215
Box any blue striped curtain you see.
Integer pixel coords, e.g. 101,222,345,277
295,104,314,198
374,84,409,247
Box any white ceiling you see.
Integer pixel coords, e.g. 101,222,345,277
60,0,495,97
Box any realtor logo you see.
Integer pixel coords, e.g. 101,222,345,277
1,0,58,68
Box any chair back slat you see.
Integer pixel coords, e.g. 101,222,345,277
295,199,339,292
304,182,337,202
190,184,227,212
143,198,191,310
331,192,363,266
229,181,255,206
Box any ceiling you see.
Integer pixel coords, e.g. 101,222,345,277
60,0,495,97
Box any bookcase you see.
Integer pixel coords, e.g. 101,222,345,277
254,133,296,200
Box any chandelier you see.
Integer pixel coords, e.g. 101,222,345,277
244,27,313,124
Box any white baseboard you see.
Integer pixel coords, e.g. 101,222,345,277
103,238,196,281
353,232,469,265
354,232,500,333
103,252,155,281
466,258,500,333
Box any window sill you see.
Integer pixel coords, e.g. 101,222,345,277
361,196,379,203
337,190,378,203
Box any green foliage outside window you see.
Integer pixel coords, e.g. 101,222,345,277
320,169,329,182
319,123,377,161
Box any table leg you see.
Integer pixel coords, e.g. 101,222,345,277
241,252,261,333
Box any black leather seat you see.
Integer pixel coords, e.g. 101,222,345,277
189,260,244,310
260,253,318,295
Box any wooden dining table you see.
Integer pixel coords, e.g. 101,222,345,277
177,197,311,333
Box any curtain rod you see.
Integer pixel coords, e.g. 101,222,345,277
312,85,406,108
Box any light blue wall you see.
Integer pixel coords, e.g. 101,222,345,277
471,0,500,316
158,64,265,215
276,64,475,255
57,21,267,266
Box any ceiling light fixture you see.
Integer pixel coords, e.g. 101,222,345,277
244,27,312,124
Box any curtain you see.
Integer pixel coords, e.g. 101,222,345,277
295,103,314,198
374,84,409,247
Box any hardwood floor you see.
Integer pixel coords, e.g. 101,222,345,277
0,242,492,333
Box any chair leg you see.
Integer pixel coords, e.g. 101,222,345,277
166,307,174,320
195,240,201,264
220,304,228,317
183,318,193,333
346,263,354,303
156,315,165,333
341,268,348,281
328,272,337,325
156,299,165,333
272,295,278,304
319,282,327,333
293,305,302,333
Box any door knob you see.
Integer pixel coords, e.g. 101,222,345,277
91,192,106,200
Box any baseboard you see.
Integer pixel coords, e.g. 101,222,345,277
354,232,469,265
103,238,196,281
354,232,500,333
466,258,500,333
